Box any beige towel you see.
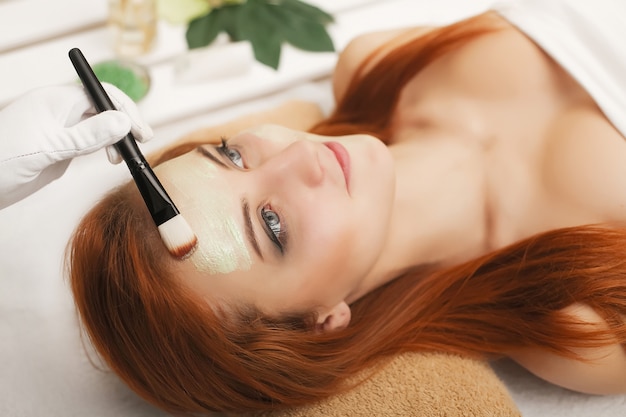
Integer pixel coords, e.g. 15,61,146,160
243,353,520,417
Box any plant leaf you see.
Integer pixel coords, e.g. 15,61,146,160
279,0,334,25
248,32,282,69
186,11,222,48
239,1,283,68
216,5,246,41
268,5,334,52
185,0,335,68
284,18,334,52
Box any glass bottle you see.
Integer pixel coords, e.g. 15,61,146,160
108,0,157,57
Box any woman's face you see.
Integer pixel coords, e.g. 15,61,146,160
154,125,395,324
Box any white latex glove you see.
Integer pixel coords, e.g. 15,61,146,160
0,83,153,209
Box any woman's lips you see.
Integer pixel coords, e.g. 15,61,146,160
323,141,351,193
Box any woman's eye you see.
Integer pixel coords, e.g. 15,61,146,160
261,207,282,239
260,204,288,254
219,138,244,168
225,147,243,168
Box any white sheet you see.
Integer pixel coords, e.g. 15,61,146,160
1,1,625,416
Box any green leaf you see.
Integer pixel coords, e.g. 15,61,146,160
266,4,335,52
279,0,334,25
248,31,283,69
239,2,282,68
219,5,247,41
184,0,335,68
186,11,223,48
281,15,335,52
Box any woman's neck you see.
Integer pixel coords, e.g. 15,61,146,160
348,135,489,303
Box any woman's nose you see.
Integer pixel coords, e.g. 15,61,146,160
259,140,324,188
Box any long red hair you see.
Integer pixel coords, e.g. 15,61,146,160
68,14,626,414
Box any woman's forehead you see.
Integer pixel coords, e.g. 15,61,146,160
156,150,253,275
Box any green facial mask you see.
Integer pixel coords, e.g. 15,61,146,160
169,161,252,274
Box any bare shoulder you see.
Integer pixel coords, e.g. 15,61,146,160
332,11,510,102
509,303,626,395
332,26,436,102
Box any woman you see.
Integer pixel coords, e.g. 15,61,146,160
68,0,626,414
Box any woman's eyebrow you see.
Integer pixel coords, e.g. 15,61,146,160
196,146,265,260
196,146,229,169
242,198,264,261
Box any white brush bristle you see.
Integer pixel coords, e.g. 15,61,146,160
157,215,198,259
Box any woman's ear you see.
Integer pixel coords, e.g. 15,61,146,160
317,301,352,332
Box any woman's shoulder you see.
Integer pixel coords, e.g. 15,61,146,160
332,26,436,102
332,12,511,103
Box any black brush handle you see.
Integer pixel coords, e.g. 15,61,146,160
68,48,178,225
68,48,144,163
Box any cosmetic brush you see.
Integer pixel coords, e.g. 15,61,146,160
69,48,197,259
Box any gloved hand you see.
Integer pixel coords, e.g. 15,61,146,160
0,83,153,209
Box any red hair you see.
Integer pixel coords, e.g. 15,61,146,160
68,13,626,414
